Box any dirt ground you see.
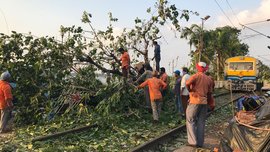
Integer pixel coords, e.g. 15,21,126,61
174,113,233,152
0,117,15,143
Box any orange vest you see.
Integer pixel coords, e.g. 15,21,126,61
120,52,130,68
139,77,167,101
0,80,13,109
160,73,168,83
186,72,212,104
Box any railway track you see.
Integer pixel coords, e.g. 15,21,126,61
131,92,246,152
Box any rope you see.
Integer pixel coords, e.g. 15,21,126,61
235,116,270,131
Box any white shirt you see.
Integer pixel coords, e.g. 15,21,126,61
181,74,190,96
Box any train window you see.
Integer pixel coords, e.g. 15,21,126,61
229,62,253,70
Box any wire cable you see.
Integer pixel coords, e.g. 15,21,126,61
214,0,236,27
0,7,10,34
241,34,261,40
226,0,241,24
240,24,270,39
244,19,270,25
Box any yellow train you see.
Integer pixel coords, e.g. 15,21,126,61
224,56,258,91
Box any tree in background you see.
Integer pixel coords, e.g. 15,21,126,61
205,26,249,80
257,60,270,82
181,25,249,80
59,0,198,77
180,24,205,72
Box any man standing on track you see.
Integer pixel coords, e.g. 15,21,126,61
181,67,190,115
138,70,167,123
0,71,13,134
173,70,184,118
135,63,153,110
185,62,212,148
159,67,168,97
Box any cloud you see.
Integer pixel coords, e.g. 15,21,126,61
217,0,270,27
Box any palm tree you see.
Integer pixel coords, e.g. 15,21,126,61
181,24,202,71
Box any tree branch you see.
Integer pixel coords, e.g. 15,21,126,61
132,46,145,55
80,53,122,76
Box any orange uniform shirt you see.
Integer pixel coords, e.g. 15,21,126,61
0,80,13,109
139,77,167,101
186,72,212,104
160,73,168,83
120,52,130,68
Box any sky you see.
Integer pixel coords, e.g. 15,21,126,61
0,0,269,75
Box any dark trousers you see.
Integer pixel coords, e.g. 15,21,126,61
144,86,151,109
181,95,189,114
0,108,11,133
186,104,208,147
155,58,160,71
122,67,129,78
151,99,162,120
175,95,183,114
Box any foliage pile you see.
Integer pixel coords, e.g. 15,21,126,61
1,109,180,152
0,32,77,125
96,81,144,117
0,77,181,151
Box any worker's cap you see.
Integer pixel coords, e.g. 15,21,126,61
196,62,208,72
0,71,11,81
174,70,181,75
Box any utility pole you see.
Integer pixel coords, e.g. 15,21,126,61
199,15,210,62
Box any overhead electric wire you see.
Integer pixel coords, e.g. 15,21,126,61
257,55,270,63
0,7,10,34
226,0,241,24
214,0,236,27
241,34,261,40
240,24,270,39
244,19,270,25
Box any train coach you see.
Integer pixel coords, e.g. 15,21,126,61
224,56,258,91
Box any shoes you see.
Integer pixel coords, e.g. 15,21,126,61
0,128,12,133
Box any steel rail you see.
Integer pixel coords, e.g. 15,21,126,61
131,92,243,152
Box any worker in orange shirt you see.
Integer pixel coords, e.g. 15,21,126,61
138,70,167,123
118,48,130,78
159,67,168,96
0,71,13,133
185,62,213,148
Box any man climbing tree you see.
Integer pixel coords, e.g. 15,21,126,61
119,48,130,78
152,41,161,71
